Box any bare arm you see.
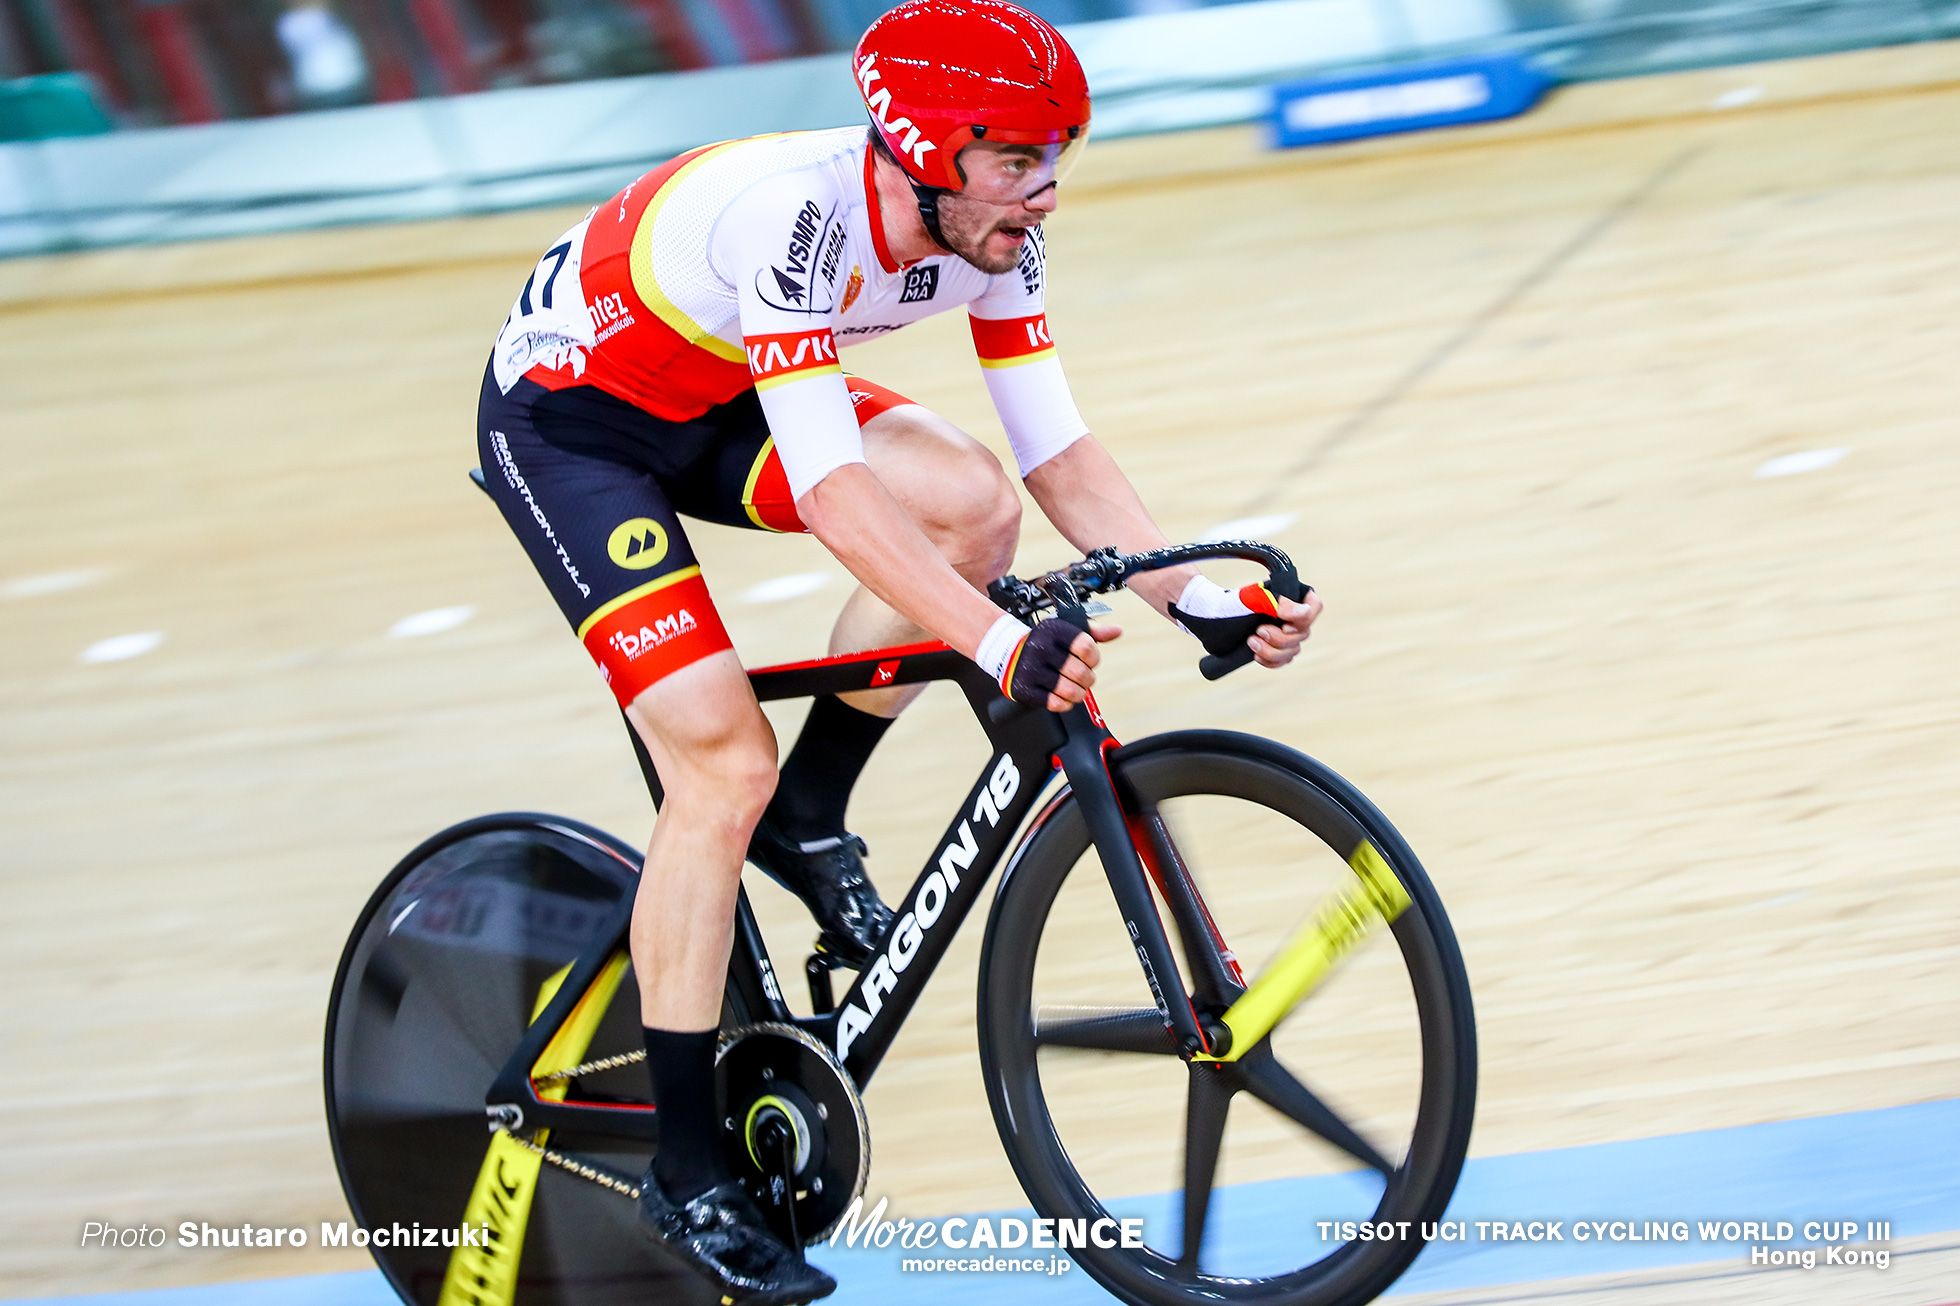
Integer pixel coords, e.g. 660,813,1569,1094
799,462,1112,708
1022,434,1195,616
797,463,1018,661
1023,434,1321,667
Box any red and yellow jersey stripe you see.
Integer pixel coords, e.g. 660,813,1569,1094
970,313,1059,368
745,329,842,390
524,141,760,421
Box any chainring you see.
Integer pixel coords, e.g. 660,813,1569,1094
716,1022,869,1245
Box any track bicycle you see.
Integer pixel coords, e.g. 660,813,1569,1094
323,539,1477,1306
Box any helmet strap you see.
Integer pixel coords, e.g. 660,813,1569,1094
870,123,953,254
906,174,954,254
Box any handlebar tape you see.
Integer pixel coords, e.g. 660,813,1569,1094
1181,573,1309,681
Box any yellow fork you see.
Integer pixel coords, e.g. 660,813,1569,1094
1191,842,1410,1063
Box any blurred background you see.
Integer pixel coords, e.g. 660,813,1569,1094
5,0,1960,253
3,0,1958,129
3,0,1958,1302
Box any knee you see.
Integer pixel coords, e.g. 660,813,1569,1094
630,696,778,821
723,748,779,823
703,717,777,787
947,448,1022,582
674,736,777,832
868,409,1023,579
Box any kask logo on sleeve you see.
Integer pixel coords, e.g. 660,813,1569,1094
969,313,1057,368
746,329,841,389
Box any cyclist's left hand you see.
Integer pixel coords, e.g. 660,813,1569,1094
1248,591,1320,669
1169,577,1321,670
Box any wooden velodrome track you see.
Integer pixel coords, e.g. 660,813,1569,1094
4,39,1958,1304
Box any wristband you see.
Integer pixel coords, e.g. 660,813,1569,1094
1171,576,1280,627
1000,618,1088,705
974,614,1032,686
1169,576,1283,657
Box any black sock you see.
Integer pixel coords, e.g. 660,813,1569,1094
644,1027,726,1203
768,694,895,844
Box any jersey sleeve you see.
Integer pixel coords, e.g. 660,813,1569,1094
968,228,1090,476
711,169,863,500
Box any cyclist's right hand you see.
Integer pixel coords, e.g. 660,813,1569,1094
980,616,1121,712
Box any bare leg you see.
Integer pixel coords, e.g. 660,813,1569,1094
621,645,831,1298
829,403,1022,717
623,648,779,1028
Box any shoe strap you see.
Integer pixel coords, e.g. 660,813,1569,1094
793,832,868,856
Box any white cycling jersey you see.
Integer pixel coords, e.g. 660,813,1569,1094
495,127,1089,498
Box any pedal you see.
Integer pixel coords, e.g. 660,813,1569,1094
805,954,835,1015
718,1024,869,1247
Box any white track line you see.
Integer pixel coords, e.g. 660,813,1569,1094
742,572,831,603
3,568,109,600
80,632,163,664
1755,448,1847,479
1199,513,1297,542
388,606,474,638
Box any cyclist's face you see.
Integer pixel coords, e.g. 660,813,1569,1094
939,142,1062,274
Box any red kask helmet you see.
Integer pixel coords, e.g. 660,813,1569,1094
854,0,1091,196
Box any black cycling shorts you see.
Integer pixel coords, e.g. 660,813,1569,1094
475,362,913,704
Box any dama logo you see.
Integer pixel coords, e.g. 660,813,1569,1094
899,264,938,304
607,610,698,660
653,610,696,643
606,518,669,570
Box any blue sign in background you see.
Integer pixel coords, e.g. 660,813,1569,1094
1270,52,1554,148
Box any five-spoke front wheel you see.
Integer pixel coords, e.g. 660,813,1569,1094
977,731,1476,1306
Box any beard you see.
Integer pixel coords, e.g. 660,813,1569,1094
937,194,1035,274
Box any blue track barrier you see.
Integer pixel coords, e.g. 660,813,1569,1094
1270,52,1552,148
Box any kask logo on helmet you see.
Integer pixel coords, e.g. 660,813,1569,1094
855,53,937,171
853,0,1091,193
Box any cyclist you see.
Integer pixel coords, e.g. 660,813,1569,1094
476,0,1318,1299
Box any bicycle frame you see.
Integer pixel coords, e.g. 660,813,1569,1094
483,636,1228,1144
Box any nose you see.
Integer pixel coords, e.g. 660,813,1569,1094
1023,182,1060,215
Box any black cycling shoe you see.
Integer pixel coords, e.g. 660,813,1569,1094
638,1173,836,1306
747,816,894,969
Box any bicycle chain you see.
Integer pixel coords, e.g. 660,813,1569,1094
499,1051,653,1200
500,1131,642,1200
532,1048,645,1084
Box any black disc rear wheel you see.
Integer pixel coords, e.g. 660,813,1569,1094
978,731,1476,1306
323,814,746,1306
